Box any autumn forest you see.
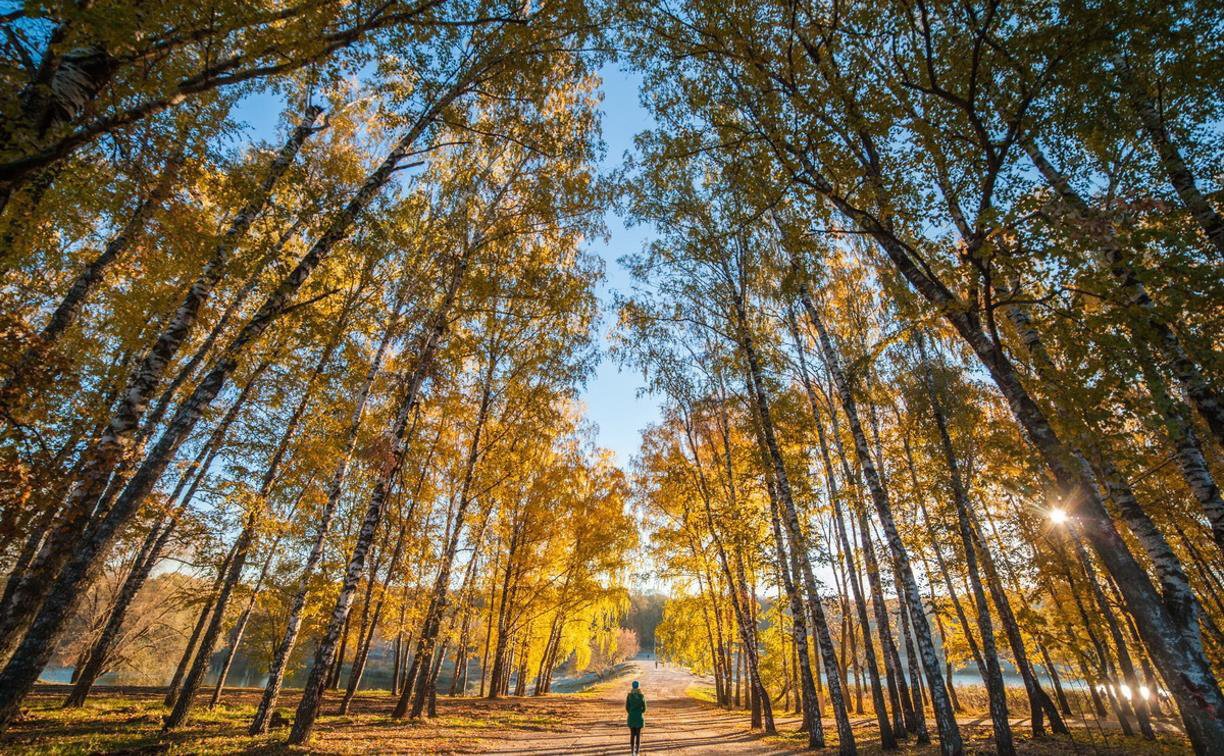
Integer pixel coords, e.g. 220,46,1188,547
1,0,1222,753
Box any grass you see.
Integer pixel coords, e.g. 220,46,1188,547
762,724,1192,755
575,661,637,697
8,679,1192,754
685,683,717,703
683,681,1191,754
2,684,587,754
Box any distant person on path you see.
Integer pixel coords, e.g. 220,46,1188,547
626,680,646,754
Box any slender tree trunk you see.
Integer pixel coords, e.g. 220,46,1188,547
725,287,853,751
914,339,1013,753
1131,337,1224,554
814,185,1224,749
168,315,342,730
1068,535,1156,739
164,543,238,707
894,561,929,736
863,403,919,738
479,548,498,699
208,502,300,712
0,150,182,414
766,473,823,747
856,509,909,740
340,515,411,714
1060,561,1133,731
163,508,261,729
806,355,892,743
1112,54,1224,260
289,251,467,744
1038,642,1073,717
248,297,402,732
328,611,353,691
800,288,961,755
0,113,320,668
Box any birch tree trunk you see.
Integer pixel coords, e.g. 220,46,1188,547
288,250,467,744
855,509,909,740
799,285,962,755
789,313,884,747
915,340,1014,754
164,542,238,707
208,491,305,712
340,517,411,714
1130,337,1224,554
1068,534,1156,739
1112,54,1224,260
965,501,1067,735
0,92,458,729
723,280,853,751
765,478,823,748
0,149,182,415
799,163,1224,749
248,298,402,732
162,510,260,729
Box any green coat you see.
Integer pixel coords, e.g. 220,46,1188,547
626,689,646,728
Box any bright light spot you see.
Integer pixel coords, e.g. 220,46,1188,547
1119,683,1133,700
1140,685,1151,700
1049,508,1068,525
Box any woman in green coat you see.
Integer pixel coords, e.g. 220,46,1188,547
626,680,646,754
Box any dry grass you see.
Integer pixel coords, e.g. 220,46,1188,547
764,724,1192,755
685,682,1191,755
1,684,584,754
5,680,1192,754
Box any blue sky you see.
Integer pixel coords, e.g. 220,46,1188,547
578,63,660,466
234,62,661,466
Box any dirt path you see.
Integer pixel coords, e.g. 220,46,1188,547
11,665,1188,754
476,659,1189,755
478,659,795,754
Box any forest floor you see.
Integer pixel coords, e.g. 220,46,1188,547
1,660,1192,754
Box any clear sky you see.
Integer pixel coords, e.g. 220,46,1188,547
577,63,660,466
234,62,661,466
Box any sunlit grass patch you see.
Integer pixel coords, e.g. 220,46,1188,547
685,683,717,703
577,662,636,697
761,722,1189,755
3,686,593,754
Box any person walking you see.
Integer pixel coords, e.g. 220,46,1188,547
626,680,646,754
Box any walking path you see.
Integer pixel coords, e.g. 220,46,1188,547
478,658,1188,754
480,659,796,754
12,661,1188,753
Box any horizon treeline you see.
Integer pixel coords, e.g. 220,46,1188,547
614,0,1224,754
